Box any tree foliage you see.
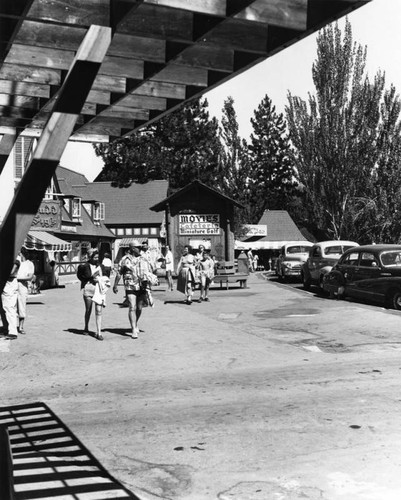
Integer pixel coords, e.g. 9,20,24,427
94,98,223,192
286,19,401,243
248,95,298,223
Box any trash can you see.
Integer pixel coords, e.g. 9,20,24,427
237,251,249,274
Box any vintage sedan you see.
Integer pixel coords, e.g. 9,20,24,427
301,240,359,291
323,244,401,309
276,241,314,281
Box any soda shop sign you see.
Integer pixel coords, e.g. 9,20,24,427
31,201,61,230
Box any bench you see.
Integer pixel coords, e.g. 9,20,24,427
212,273,248,289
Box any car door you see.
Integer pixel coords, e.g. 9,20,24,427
350,251,382,301
307,246,322,283
336,251,360,293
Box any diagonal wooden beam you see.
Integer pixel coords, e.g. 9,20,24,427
0,24,111,293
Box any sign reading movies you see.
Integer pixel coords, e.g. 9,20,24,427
179,214,220,235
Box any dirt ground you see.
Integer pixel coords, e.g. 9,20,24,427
2,273,401,499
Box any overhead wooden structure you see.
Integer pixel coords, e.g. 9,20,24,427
0,0,370,291
0,0,370,144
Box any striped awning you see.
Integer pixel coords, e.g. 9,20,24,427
118,238,142,248
24,231,72,252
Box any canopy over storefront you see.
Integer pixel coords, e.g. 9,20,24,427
118,238,143,248
24,231,72,252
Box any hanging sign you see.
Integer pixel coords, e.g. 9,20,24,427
179,214,220,235
31,200,61,231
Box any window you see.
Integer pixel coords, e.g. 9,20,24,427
134,228,140,235
110,228,116,234
126,228,132,235
14,136,34,180
342,252,359,266
117,228,124,236
142,227,149,235
359,253,379,267
72,198,81,218
150,227,158,235
93,202,105,221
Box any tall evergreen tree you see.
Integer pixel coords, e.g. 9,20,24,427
248,95,297,223
94,98,223,192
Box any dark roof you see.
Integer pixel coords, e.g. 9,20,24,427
56,166,90,197
150,180,244,212
253,210,308,242
74,180,169,225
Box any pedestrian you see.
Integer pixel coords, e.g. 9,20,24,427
253,253,259,272
197,251,215,302
247,248,254,272
101,252,112,277
0,259,21,340
113,243,153,338
161,244,174,291
16,247,35,335
49,260,59,288
176,246,196,304
79,248,105,340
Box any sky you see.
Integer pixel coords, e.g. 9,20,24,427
62,0,400,181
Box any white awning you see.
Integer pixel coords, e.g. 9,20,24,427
235,240,292,251
24,231,72,252
118,238,143,248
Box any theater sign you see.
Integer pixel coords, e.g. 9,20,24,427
179,214,220,235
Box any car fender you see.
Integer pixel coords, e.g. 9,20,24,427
319,266,333,278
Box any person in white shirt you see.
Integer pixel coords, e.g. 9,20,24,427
16,247,35,335
163,245,174,291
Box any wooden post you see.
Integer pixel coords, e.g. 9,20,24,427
0,25,112,292
0,425,14,500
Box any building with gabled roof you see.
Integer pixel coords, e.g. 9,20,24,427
237,210,310,251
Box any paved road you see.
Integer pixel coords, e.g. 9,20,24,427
2,273,401,499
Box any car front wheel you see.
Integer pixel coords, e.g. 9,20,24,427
391,291,401,310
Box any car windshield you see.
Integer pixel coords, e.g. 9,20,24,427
287,246,310,254
324,244,355,256
380,251,401,267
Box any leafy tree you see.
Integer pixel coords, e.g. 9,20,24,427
285,19,401,242
94,98,223,191
248,95,297,223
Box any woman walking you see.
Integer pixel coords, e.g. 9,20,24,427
80,249,104,340
176,246,196,304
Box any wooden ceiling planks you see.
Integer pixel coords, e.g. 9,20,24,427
0,0,370,143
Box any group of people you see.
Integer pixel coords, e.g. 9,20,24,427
80,243,158,341
0,247,35,340
175,245,215,305
247,248,259,272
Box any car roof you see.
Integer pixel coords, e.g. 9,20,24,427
343,244,401,253
284,241,314,248
313,240,359,248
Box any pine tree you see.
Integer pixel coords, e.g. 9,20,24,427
248,95,297,223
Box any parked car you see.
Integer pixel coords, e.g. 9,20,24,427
301,240,359,291
323,244,401,309
276,241,314,281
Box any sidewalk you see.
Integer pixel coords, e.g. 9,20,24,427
2,273,401,499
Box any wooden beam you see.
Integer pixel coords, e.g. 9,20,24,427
0,129,18,175
0,24,111,292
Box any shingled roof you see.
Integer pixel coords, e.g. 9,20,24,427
256,210,306,242
74,180,168,225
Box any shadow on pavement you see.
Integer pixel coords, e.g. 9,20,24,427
1,402,140,499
